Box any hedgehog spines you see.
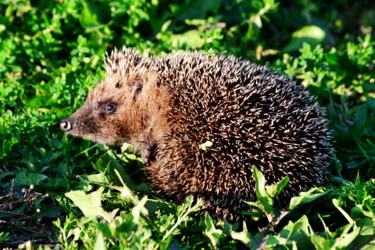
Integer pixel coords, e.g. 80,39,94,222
73,49,332,222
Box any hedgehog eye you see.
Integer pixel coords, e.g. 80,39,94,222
104,103,116,113
115,82,120,88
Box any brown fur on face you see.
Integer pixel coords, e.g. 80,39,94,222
61,48,332,222
62,49,170,149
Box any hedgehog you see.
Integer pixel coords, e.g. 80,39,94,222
60,47,332,222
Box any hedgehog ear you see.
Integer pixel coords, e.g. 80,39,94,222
131,78,143,101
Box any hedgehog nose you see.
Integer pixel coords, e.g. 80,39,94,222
60,119,73,132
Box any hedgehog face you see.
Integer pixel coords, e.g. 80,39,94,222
60,74,147,145
60,47,153,145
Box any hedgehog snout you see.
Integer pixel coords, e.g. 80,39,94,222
60,119,74,132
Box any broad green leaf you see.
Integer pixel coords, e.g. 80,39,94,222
310,235,333,250
93,149,132,186
94,231,106,250
289,188,327,210
325,52,340,67
294,215,311,235
266,215,312,248
252,166,273,214
79,1,104,30
81,172,110,185
266,176,289,198
203,212,223,247
333,226,360,248
14,171,47,185
169,30,205,49
283,25,326,52
123,196,148,232
65,187,106,219
230,222,251,246
132,196,148,222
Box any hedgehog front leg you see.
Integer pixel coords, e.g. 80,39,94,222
141,143,157,166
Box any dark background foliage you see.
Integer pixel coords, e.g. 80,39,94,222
1,0,374,248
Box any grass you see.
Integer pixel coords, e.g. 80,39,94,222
1,0,375,248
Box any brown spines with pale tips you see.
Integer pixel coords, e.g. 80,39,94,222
146,52,331,221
